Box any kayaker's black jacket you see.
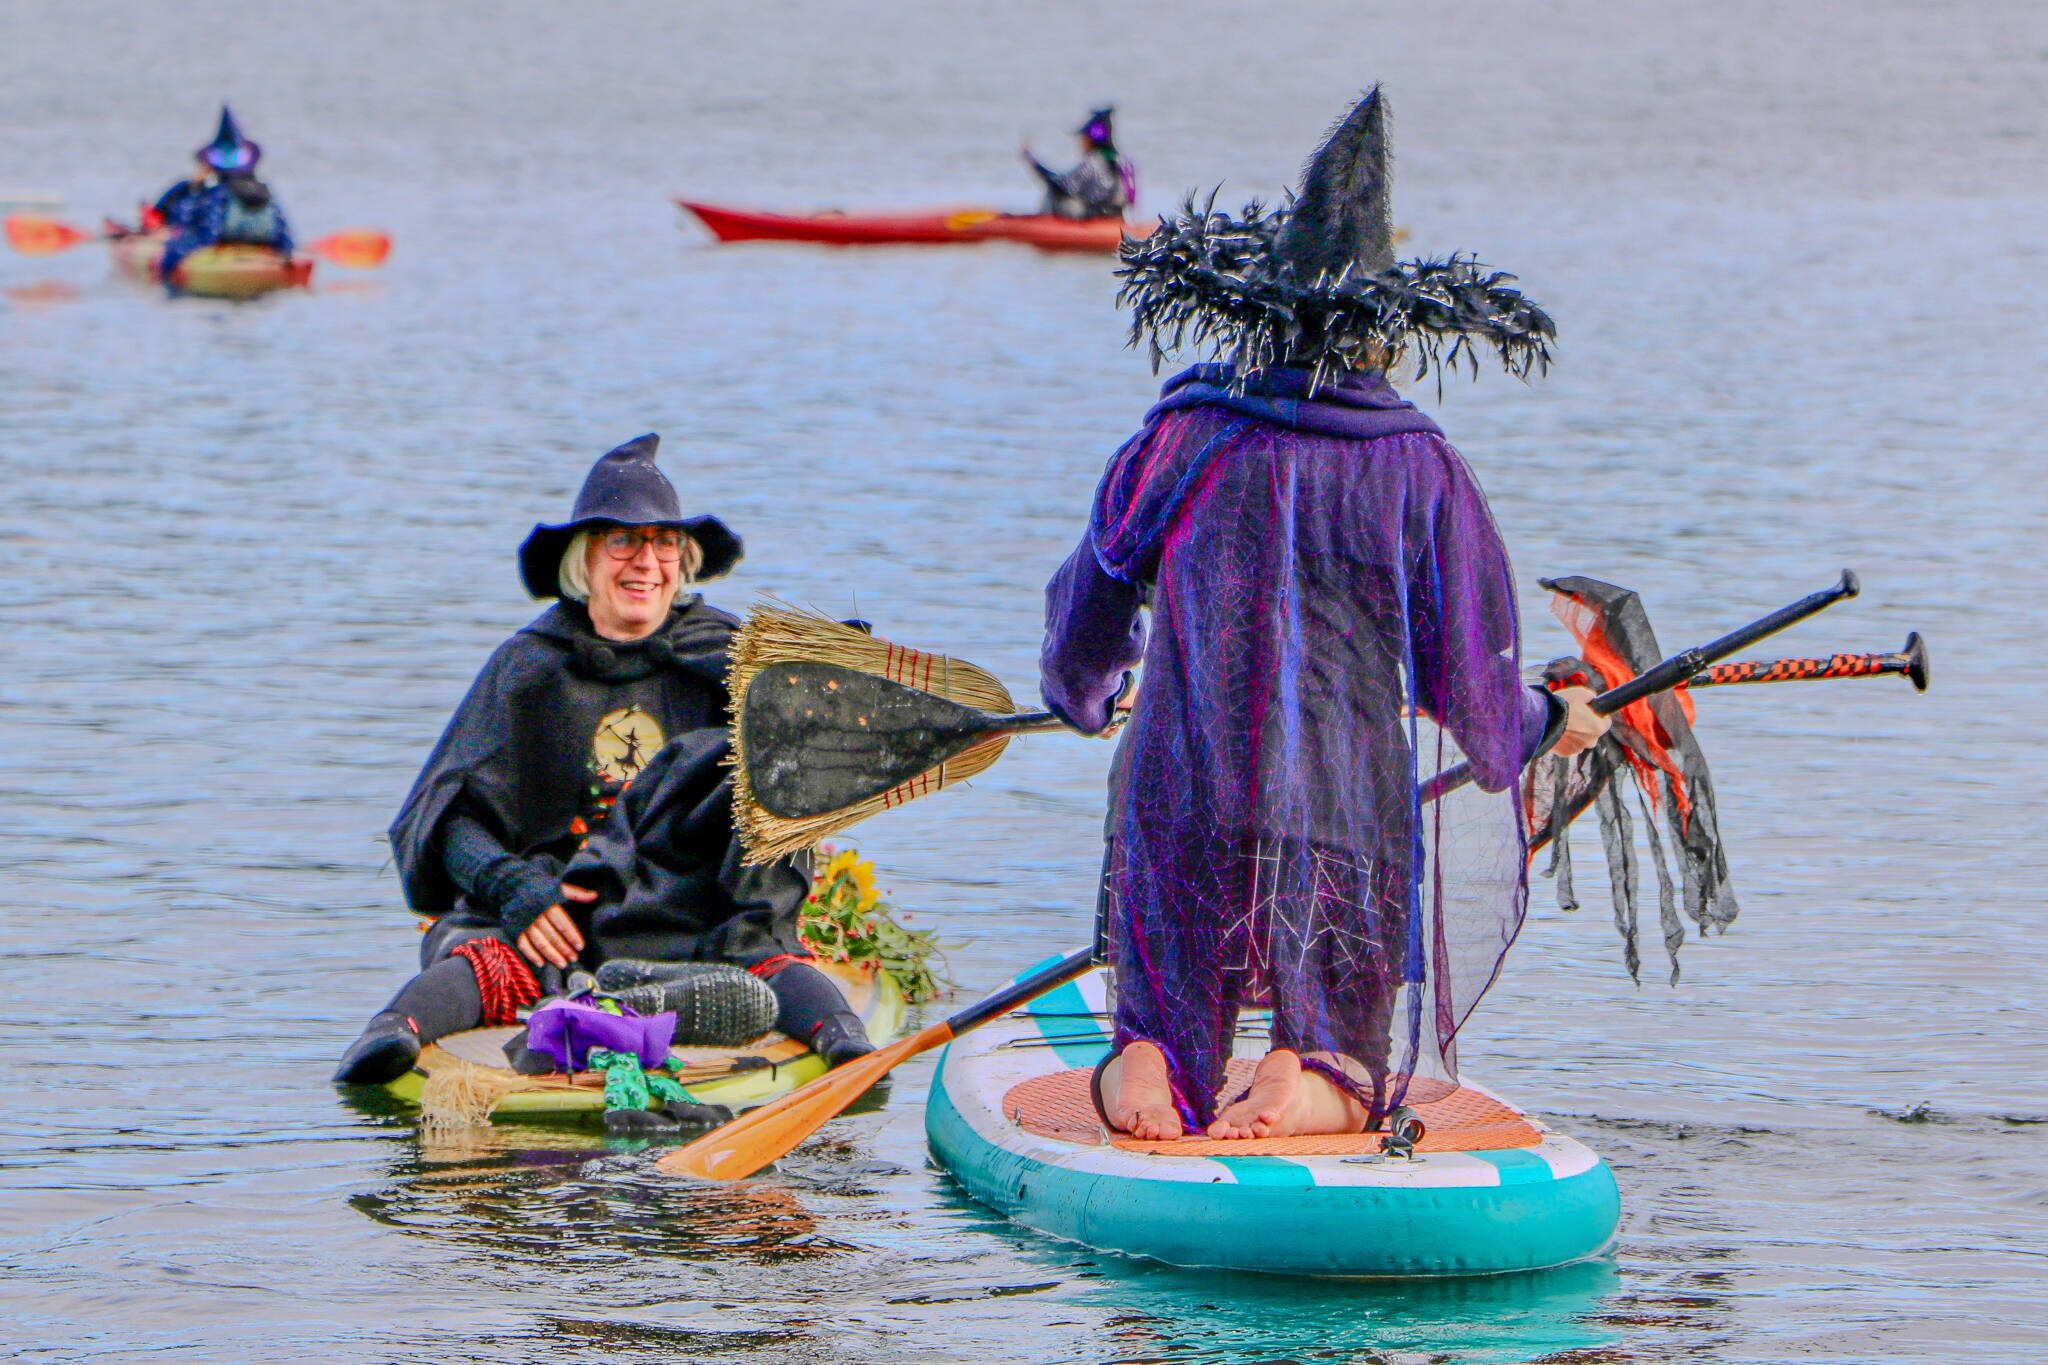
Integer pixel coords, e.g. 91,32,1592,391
1031,149,1131,221
390,597,737,940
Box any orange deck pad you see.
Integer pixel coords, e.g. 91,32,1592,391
1001,1058,1545,1157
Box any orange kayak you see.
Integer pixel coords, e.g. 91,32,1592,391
108,229,312,298
677,200,1146,253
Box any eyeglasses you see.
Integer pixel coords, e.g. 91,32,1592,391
597,528,685,561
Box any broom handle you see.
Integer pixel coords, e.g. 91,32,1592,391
987,711,1070,735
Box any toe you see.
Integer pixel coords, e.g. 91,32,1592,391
1141,1107,1183,1140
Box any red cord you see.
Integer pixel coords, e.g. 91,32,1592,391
452,939,543,1025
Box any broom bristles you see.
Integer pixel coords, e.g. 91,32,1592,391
730,603,1017,863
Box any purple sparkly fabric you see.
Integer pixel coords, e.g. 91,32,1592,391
524,997,676,1072
1041,365,1550,1129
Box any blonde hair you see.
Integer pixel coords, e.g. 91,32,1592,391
557,528,702,602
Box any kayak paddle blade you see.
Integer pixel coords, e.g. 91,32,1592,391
658,947,1096,1183
658,1024,946,1182
306,229,391,269
5,214,95,256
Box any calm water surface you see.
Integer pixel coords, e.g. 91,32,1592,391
2,3,2044,1361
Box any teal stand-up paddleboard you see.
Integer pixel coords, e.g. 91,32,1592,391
926,963,1619,1278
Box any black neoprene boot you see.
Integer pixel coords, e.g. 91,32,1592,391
593,960,779,1046
808,1011,876,1068
332,1012,421,1084
332,956,485,1084
603,1107,681,1136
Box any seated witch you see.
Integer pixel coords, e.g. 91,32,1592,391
333,435,876,1085
1022,107,1135,222
148,107,294,284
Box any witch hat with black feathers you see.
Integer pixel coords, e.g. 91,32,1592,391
1275,85,1396,280
1117,85,1554,393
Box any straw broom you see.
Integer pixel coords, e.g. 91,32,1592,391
727,603,1042,863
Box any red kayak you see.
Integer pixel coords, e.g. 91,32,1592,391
676,200,1146,253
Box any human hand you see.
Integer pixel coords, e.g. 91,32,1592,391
1098,672,1139,736
1549,686,1611,757
516,899,588,969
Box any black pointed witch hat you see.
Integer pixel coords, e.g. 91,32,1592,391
517,434,742,599
198,106,261,174
1116,86,1554,393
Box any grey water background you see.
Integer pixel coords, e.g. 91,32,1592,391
2,1,2044,1360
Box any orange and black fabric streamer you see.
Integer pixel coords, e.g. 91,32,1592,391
1525,576,1739,984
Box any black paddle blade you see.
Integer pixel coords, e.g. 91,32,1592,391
739,661,1002,819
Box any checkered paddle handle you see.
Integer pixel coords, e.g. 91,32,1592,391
1688,631,1928,693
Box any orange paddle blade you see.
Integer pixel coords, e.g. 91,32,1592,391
657,1021,953,1182
5,215,97,256
305,229,391,269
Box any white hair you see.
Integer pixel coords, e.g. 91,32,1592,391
557,528,702,602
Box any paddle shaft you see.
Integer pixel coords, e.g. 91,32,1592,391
5,215,389,266
1419,570,1860,804
1688,632,1927,693
658,946,1096,1182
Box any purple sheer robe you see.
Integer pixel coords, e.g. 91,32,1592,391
1041,365,1552,1129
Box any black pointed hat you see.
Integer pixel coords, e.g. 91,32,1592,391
1116,86,1554,393
517,434,742,599
198,106,261,174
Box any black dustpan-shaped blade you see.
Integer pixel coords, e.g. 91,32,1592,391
740,661,1005,819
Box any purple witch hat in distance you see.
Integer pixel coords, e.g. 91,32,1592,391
198,106,260,174
517,434,742,599
1078,106,1117,150
1116,86,1555,393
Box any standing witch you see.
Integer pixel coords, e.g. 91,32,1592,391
1039,88,1609,1142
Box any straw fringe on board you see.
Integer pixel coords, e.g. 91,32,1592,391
729,602,1014,863
417,1053,535,1128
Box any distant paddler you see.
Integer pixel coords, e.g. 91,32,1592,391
332,435,876,1091
1021,106,1136,221
1039,86,1606,1144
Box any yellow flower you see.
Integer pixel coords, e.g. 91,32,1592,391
851,858,877,910
824,849,859,883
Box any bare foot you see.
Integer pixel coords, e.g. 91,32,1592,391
1105,1042,1184,1140
1206,1049,1371,1140
1207,1048,1303,1139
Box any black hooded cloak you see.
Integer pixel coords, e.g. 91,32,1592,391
390,595,740,926
560,729,813,966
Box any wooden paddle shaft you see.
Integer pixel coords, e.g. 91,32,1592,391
659,947,1096,1182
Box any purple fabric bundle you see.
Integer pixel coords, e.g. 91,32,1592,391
1040,365,1551,1130
524,997,676,1072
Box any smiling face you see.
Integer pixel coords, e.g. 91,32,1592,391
584,524,683,641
